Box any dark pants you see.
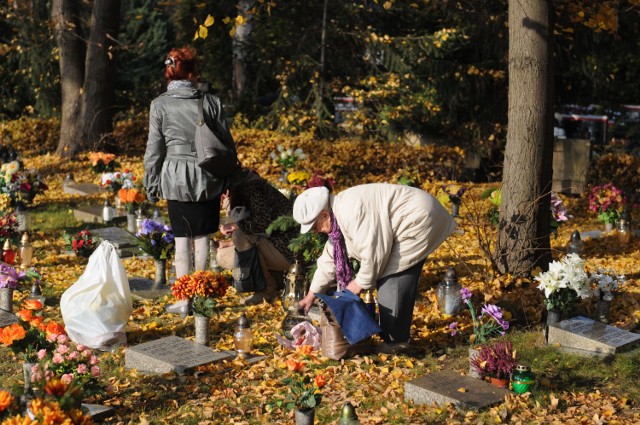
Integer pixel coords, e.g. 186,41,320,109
376,258,427,343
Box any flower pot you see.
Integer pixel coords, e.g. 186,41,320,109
604,222,614,233
489,376,509,388
468,346,482,379
544,309,562,344
154,259,167,286
194,314,211,346
23,362,35,392
114,195,124,211
596,299,611,324
127,213,136,233
0,287,14,312
451,202,460,218
295,407,315,425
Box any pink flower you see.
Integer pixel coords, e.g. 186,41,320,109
61,373,74,384
52,353,64,364
66,351,79,360
91,366,101,377
90,355,99,365
37,349,48,360
57,334,68,344
57,344,69,355
76,344,88,351
77,364,88,374
82,349,92,358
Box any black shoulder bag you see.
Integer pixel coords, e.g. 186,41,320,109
232,246,267,293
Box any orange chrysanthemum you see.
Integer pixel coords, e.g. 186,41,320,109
15,309,32,322
29,316,43,328
0,389,14,411
44,378,69,397
171,270,229,301
286,359,305,372
89,151,116,166
43,321,65,338
0,323,27,346
314,374,326,388
118,188,144,204
22,299,43,311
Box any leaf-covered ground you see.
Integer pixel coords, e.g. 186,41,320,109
2,136,640,424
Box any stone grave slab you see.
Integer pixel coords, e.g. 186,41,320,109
405,370,511,410
73,205,128,225
91,227,141,257
128,278,171,299
125,336,234,374
81,404,115,421
548,316,640,356
0,310,18,327
63,182,103,196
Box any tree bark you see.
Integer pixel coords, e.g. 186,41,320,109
232,0,254,102
82,0,121,151
496,0,554,275
52,0,84,157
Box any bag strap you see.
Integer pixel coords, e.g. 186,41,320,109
197,94,205,127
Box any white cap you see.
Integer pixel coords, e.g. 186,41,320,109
293,186,330,234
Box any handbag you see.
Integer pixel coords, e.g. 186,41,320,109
232,245,266,293
195,93,240,178
318,300,374,360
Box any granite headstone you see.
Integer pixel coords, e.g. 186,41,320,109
547,316,640,356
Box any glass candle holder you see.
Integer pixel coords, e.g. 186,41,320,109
436,267,462,315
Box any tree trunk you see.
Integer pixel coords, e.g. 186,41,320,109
496,0,554,275
82,0,121,151
232,0,254,102
52,0,85,157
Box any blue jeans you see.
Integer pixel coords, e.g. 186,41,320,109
376,258,427,343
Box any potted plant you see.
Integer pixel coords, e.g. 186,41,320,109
470,339,518,388
171,270,230,346
588,183,625,232
534,253,592,337
88,151,118,173
63,229,97,258
266,346,326,425
135,219,175,285
590,268,625,323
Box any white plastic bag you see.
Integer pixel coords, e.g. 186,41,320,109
60,240,132,351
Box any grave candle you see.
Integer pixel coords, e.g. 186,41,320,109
18,232,33,268
3,239,16,265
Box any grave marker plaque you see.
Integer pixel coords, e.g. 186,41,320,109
125,336,234,374
405,370,511,410
0,310,18,327
548,316,640,356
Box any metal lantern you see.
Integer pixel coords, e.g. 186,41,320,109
18,232,34,268
566,230,584,255
617,212,632,245
27,280,46,306
436,267,462,315
281,259,309,337
338,402,361,425
135,208,144,234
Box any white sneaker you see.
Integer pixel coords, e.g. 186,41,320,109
165,300,189,318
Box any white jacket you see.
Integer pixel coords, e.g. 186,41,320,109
310,183,456,293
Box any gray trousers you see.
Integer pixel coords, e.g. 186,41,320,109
376,258,427,343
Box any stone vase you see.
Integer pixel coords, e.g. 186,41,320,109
596,299,612,324
468,346,482,379
451,202,460,218
126,213,136,233
154,259,167,286
194,314,211,346
545,309,562,344
294,407,315,425
0,287,14,312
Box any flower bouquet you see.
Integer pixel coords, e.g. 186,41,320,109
0,263,20,290
0,382,91,423
588,183,625,226
0,161,48,207
266,346,326,414
135,219,175,260
534,253,592,314
171,270,230,317
88,151,118,173
591,268,625,302
470,339,518,384
287,170,310,186
63,229,97,258
306,170,335,191
550,192,571,234
0,212,19,246
449,287,510,347
101,170,135,194
270,145,307,169
442,183,467,205
118,187,144,214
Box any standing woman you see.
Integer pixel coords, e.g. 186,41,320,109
143,46,232,293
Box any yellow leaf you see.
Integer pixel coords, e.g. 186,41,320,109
383,1,392,9
198,25,209,39
458,387,467,393
405,360,414,368
193,30,200,41
223,16,231,24
204,14,214,27
229,26,236,37
235,15,246,26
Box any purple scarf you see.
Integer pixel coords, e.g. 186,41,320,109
329,213,353,291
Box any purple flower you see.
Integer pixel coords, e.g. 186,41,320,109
481,304,503,320
449,322,458,336
460,287,472,302
0,264,20,289
499,319,510,331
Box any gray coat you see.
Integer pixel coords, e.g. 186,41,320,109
143,86,231,202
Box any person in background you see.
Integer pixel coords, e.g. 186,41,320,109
293,183,457,354
217,168,296,305
143,46,233,315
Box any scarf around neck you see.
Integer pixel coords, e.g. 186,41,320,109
167,80,195,90
329,212,353,291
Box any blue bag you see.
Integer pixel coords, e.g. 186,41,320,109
315,290,382,345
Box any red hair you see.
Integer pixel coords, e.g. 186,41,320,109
164,46,200,84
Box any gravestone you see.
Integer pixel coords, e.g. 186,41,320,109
125,336,235,374
128,278,171,299
73,205,128,225
552,138,590,195
405,370,511,410
63,182,103,196
0,310,18,327
90,227,141,258
81,403,115,421
547,316,640,356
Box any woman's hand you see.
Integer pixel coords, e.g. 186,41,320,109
298,292,316,314
345,279,363,295
219,222,238,236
